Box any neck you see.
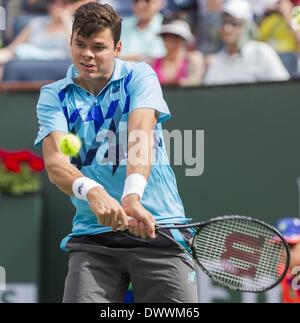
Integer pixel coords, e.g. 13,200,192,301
137,17,152,29
225,43,240,55
76,77,107,96
50,16,63,24
165,47,185,62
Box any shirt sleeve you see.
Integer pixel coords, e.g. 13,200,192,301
258,43,290,82
34,85,69,147
127,62,171,123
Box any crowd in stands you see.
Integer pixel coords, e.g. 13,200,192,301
0,0,300,85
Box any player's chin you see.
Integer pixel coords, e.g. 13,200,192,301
80,70,101,79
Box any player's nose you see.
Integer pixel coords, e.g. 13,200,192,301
81,48,94,59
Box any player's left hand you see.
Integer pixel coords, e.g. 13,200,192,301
122,195,156,239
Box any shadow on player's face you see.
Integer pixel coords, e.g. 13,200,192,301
70,28,122,82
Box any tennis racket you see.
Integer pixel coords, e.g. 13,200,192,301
126,215,290,292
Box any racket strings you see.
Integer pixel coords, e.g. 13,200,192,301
198,225,284,270
194,219,288,292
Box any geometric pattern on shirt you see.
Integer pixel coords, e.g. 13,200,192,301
58,71,132,175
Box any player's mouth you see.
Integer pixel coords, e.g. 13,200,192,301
80,62,97,71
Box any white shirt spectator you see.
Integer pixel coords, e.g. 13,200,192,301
204,40,290,85
121,14,166,60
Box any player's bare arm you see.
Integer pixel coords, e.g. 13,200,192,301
121,108,158,239
43,130,128,231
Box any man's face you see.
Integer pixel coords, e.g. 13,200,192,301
47,0,65,18
70,28,121,81
220,14,244,46
133,0,162,23
162,34,185,53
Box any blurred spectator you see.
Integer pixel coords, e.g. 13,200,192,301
163,0,199,33
120,0,166,62
18,0,93,14
100,0,133,17
3,1,48,45
204,0,290,85
21,0,48,14
196,0,224,54
0,0,73,62
67,0,96,13
276,217,300,303
257,0,300,77
0,0,78,80
151,19,204,86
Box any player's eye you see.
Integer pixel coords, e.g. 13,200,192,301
94,46,105,51
76,42,85,48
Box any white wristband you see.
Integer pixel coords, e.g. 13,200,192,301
72,177,103,201
121,173,147,201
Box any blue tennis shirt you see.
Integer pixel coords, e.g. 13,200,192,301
34,58,187,250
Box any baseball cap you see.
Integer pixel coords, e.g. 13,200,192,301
223,0,253,22
276,217,300,244
159,20,195,43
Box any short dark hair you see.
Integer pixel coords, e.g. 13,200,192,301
72,2,122,47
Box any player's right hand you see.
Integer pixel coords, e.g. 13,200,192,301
87,187,128,231
121,194,156,239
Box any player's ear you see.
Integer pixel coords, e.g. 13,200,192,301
115,41,122,57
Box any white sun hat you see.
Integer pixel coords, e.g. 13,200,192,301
223,0,253,22
159,20,195,43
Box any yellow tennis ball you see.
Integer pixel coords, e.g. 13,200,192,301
59,134,81,157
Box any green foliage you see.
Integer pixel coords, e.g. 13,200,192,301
0,164,42,196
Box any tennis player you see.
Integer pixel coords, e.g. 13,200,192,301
34,2,198,303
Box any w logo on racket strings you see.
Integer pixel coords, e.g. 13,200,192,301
220,232,266,278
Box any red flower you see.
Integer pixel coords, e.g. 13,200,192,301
0,149,8,159
13,150,32,161
4,158,21,173
28,158,44,172
0,149,44,172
